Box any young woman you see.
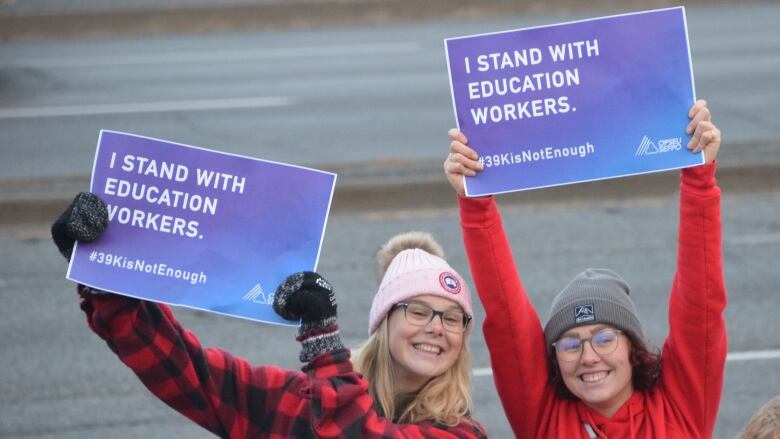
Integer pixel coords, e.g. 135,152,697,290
52,197,486,439
443,100,725,438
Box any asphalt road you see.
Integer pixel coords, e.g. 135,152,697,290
0,3,778,182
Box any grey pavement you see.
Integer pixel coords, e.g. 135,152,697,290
0,0,770,41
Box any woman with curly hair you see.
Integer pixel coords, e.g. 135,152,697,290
443,100,726,438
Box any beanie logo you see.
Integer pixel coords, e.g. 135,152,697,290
574,304,595,324
439,272,461,295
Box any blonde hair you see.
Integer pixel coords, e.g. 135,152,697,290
352,317,474,426
352,231,474,426
740,395,780,439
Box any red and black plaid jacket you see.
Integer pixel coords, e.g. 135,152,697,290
79,287,487,438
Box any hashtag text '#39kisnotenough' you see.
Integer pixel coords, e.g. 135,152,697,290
480,142,595,168
88,251,207,285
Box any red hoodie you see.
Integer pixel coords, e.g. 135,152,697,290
458,164,727,438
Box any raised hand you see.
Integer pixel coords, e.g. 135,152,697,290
51,192,109,261
443,129,484,197
687,99,721,164
273,272,343,362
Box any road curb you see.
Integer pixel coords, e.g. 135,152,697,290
0,0,747,41
2,162,777,225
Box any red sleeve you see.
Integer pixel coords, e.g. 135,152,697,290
458,195,551,438
660,162,727,438
79,290,305,438
302,350,487,438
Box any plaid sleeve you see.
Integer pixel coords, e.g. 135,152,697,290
302,350,487,438
78,288,309,438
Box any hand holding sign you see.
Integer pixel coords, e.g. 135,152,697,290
51,192,109,261
273,271,343,363
444,100,721,196
686,100,721,164
444,129,483,197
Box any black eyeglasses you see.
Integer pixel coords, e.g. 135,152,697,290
392,301,471,333
552,328,623,362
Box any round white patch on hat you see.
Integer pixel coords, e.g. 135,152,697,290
439,272,461,294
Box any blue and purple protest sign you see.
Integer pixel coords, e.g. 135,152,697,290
445,7,703,196
67,130,336,326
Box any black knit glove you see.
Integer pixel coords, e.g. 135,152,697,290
273,271,344,363
51,192,109,261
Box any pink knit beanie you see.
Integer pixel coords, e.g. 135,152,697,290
368,232,473,335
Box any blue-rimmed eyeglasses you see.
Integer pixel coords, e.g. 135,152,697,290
552,328,623,362
392,301,471,333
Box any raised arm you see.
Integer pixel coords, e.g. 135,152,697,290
53,193,303,438
445,131,553,437
661,100,727,438
79,292,303,437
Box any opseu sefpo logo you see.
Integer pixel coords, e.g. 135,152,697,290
635,136,682,156
243,283,273,305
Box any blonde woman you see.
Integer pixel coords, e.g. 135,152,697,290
51,199,486,439
351,232,477,428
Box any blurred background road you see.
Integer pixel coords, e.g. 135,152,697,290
1,1,778,438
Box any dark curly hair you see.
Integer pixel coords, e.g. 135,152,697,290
547,332,661,400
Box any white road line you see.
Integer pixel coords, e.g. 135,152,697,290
472,349,780,378
474,368,494,377
4,42,421,69
726,349,780,362
728,233,780,245
0,96,295,119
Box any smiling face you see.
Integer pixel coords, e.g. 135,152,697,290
556,324,634,418
387,294,465,392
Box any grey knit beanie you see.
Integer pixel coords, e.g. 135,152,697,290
544,268,645,348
